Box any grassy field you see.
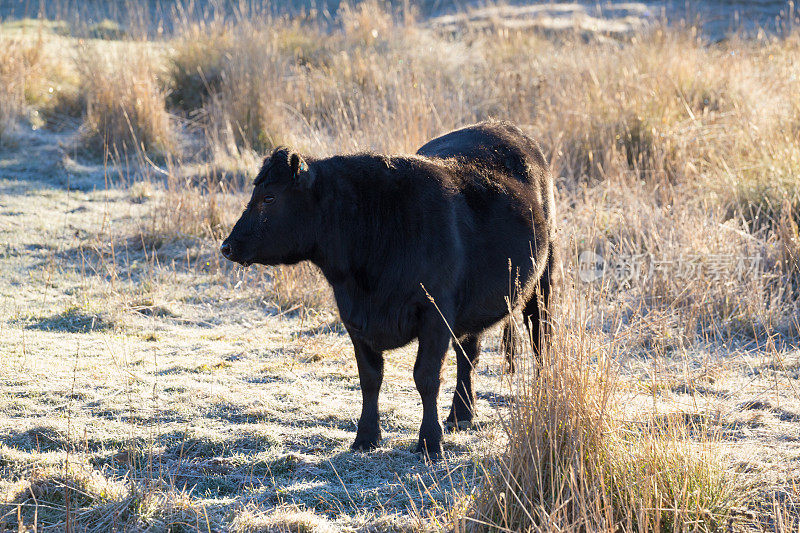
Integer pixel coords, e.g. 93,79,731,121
1,2,800,531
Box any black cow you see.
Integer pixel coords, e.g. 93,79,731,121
221,120,558,459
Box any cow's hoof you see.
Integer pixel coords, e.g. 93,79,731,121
445,408,476,431
351,436,379,451
444,417,474,432
412,442,443,462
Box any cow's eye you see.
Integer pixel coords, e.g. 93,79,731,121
262,196,275,205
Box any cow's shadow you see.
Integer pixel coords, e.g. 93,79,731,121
254,443,479,516
2,422,481,516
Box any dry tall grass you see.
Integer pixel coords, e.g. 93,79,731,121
0,42,30,141
77,42,174,157
469,301,738,532
0,36,46,142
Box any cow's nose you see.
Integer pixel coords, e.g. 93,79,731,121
220,242,232,259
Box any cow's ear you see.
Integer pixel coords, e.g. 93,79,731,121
289,152,313,187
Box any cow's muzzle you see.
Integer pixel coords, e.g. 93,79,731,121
220,241,233,259
220,240,252,267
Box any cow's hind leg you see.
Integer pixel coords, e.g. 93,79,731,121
446,333,481,430
350,337,384,451
503,249,554,372
523,246,554,361
500,320,517,374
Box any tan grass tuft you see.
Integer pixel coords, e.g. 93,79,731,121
1,465,132,531
0,37,44,142
469,304,739,531
77,43,174,157
232,504,336,533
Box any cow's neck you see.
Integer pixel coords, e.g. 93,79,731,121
308,181,356,287
310,173,377,291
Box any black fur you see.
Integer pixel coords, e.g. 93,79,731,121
221,120,559,459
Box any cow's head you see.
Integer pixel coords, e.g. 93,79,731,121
221,147,317,267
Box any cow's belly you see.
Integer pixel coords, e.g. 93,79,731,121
334,287,421,352
347,322,417,351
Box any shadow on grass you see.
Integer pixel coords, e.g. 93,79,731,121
4,425,138,453
206,401,361,433
2,425,480,519
5,425,71,452
477,390,511,407
23,307,114,333
73,431,288,498
265,446,479,517
296,320,347,338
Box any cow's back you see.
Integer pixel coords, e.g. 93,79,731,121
416,120,548,187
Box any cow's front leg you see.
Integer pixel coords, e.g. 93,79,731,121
412,308,451,460
350,336,385,451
